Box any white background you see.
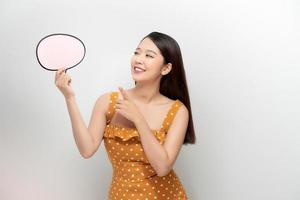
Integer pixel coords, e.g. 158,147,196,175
1,0,299,199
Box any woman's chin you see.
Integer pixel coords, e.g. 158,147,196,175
132,77,144,83
131,73,144,80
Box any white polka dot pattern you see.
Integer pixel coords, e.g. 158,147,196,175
103,92,188,199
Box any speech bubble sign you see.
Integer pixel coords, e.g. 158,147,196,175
36,33,86,72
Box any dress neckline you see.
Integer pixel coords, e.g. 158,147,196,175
106,91,181,133
106,123,162,133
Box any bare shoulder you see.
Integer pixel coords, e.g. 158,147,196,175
162,95,187,110
176,101,189,119
160,96,189,121
159,95,176,105
94,91,113,114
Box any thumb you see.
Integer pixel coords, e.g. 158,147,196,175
118,87,130,100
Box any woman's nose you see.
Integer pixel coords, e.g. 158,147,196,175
135,56,144,64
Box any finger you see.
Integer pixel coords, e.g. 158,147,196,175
62,67,67,74
55,70,59,81
63,75,70,86
59,67,66,73
66,75,72,85
118,88,124,100
58,67,63,71
58,73,66,84
69,77,72,84
55,68,64,82
55,70,61,84
58,67,65,73
118,87,130,100
62,74,69,86
116,99,123,104
115,104,121,110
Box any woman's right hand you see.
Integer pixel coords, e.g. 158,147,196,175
55,67,75,100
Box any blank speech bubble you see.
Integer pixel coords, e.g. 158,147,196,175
36,33,86,72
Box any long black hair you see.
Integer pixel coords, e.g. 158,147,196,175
135,31,196,145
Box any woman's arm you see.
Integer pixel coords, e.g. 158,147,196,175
134,105,189,176
65,93,109,158
55,68,109,158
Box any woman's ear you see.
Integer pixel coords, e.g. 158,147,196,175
161,63,172,75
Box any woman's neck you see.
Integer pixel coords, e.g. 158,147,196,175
128,85,161,105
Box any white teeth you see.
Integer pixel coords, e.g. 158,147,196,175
134,67,145,72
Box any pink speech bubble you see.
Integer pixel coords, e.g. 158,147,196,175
36,33,86,72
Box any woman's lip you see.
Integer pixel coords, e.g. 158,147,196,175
134,66,146,71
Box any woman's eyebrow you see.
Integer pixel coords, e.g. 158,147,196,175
136,47,157,55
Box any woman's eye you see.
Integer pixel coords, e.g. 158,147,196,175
133,52,153,58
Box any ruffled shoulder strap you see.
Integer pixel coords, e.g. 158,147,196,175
106,91,118,124
159,99,183,133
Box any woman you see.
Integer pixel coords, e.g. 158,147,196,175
55,31,196,199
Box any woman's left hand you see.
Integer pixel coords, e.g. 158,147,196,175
115,87,144,124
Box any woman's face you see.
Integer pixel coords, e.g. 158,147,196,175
131,37,171,83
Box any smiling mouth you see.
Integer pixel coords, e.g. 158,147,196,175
133,66,146,72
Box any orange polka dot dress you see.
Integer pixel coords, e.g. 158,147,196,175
103,91,188,200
